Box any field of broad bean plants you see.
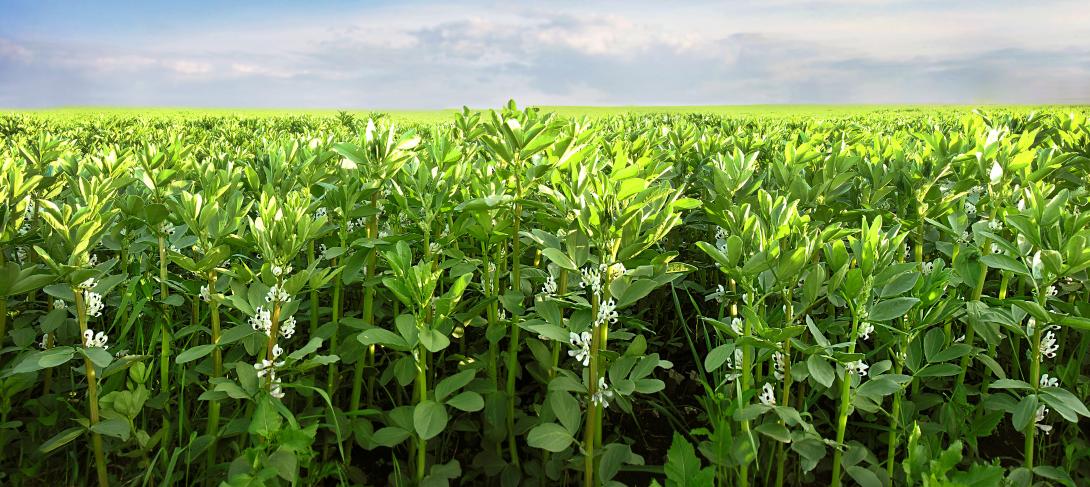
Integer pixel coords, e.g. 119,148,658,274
1,103,1090,486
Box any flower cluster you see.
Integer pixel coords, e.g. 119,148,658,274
758,382,777,406
199,285,211,302
591,377,614,408
772,351,786,380
579,265,604,297
86,291,105,318
271,265,292,277
265,284,291,303
255,355,287,399
705,284,726,304
858,322,874,341
541,274,558,297
83,329,109,349
1040,326,1060,360
845,360,869,376
568,331,592,367
595,298,618,328
1039,373,1059,388
1034,405,1052,434
730,317,744,336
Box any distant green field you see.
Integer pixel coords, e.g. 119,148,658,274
10,104,1087,124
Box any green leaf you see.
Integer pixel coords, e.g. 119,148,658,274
980,254,1031,276
988,379,1032,390
1012,395,1038,432
540,248,577,272
249,395,284,439
598,443,631,483
413,400,448,441
845,466,882,487
869,297,919,321
445,391,484,412
1039,387,1090,422
38,426,85,454
665,432,712,487
807,355,834,388
418,328,450,353
90,418,130,440
549,391,581,435
704,344,733,373
754,422,790,442
372,427,411,447
175,344,215,364
435,369,476,401
526,423,574,452
358,328,408,350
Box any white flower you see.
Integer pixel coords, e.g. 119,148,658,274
271,265,291,277
715,227,727,243
280,315,297,339
1017,199,1026,211
579,265,604,298
922,262,934,275
199,285,211,302
161,222,175,236
79,278,98,290
988,219,1003,231
1026,318,1038,336
39,334,49,350
54,299,66,310
724,348,744,382
83,329,109,349
1030,252,1045,279
989,161,1003,185
772,352,786,380
254,358,287,399
1039,374,1059,388
318,244,327,256
595,298,619,328
568,331,592,367
85,291,104,318
730,317,744,336
858,322,874,341
1046,286,1057,297
591,377,614,408
965,201,977,215
758,382,777,406
265,284,291,303
1034,405,1052,434
542,275,558,297
428,241,441,256
250,307,273,335
88,253,98,266
1040,327,1059,359
706,284,726,304
272,344,284,358
845,360,869,376
315,207,327,219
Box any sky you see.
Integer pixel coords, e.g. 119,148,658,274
1,0,1089,108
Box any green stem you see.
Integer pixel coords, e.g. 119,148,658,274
327,251,343,399
583,294,601,487
830,305,860,487
206,273,223,474
416,344,429,483
75,289,109,487
774,295,794,487
506,198,523,469
1025,292,1045,473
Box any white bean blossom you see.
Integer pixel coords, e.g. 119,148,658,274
53,299,66,310
595,298,619,328
271,265,292,277
79,278,98,290
255,358,286,399
568,331,592,367
858,322,874,341
1034,405,1052,434
250,306,273,335
83,329,109,349
922,262,934,275
845,360,869,376
265,284,291,303
85,291,105,318
199,285,211,303
579,265,604,298
758,382,777,406
541,275,558,297
280,315,297,340
1039,373,1059,388
1040,326,1060,360
591,376,614,408
706,284,726,304
730,317,744,336
772,351,786,380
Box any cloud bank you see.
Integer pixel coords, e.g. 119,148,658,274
1,1,1088,107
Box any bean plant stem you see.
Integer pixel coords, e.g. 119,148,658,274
774,293,794,487
505,187,523,469
830,303,861,487
206,272,223,473
75,288,109,487
583,293,601,487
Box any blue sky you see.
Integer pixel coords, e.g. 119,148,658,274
2,0,1089,108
